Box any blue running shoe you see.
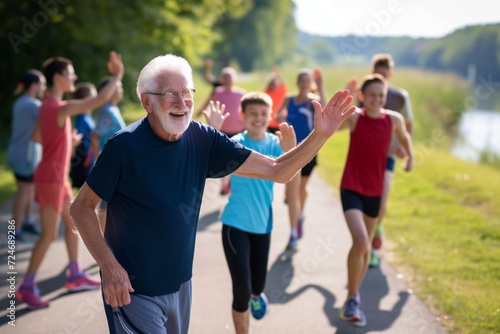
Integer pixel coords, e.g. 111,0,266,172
353,308,367,327
250,293,268,320
340,294,366,326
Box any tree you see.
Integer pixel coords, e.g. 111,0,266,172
211,0,297,71
0,0,246,127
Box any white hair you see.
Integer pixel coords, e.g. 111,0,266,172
136,54,194,100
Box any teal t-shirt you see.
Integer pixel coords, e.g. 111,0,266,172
221,131,284,234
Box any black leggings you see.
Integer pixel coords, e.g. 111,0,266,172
222,224,271,312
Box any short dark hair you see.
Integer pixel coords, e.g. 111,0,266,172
15,69,44,95
371,54,394,71
71,82,96,100
42,57,72,87
240,92,273,113
360,73,388,93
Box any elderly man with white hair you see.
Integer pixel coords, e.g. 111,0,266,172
70,53,355,334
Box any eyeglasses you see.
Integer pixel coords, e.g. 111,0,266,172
144,89,196,102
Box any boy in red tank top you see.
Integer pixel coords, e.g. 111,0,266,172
337,74,414,327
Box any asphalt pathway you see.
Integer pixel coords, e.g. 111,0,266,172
0,174,449,333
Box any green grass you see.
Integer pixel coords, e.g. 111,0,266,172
1,66,498,333
318,131,500,334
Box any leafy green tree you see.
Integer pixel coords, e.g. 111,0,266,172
212,0,297,71
0,0,245,127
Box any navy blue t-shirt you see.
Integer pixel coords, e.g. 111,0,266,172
86,118,252,296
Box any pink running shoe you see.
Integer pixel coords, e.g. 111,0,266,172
16,286,49,309
65,273,101,292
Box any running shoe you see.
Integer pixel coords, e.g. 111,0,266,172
285,236,298,253
250,293,268,320
340,294,366,326
22,222,41,235
369,250,380,268
16,286,49,309
65,273,101,291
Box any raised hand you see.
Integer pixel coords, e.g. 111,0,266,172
346,77,358,96
203,100,228,131
107,51,124,80
71,128,83,146
276,122,296,152
312,90,356,139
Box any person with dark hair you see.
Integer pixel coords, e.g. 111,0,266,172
275,68,326,252
69,53,355,333
204,92,296,333
69,82,98,189
7,69,46,241
16,52,124,310
337,73,413,327
369,53,414,267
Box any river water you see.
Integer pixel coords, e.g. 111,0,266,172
452,109,500,162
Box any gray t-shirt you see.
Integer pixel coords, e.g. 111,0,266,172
7,95,42,163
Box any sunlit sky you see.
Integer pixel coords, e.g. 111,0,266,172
294,0,500,38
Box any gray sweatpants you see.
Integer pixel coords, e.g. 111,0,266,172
105,279,192,334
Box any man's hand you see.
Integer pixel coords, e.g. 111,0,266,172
101,262,135,307
203,100,228,131
276,122,296,152
312,90,356,139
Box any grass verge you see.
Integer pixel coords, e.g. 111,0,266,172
318,129,500,334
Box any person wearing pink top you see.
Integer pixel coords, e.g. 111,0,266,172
16,52,124,310
197,67,246,195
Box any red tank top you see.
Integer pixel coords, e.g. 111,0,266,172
34,97,71,183
340,109,392,196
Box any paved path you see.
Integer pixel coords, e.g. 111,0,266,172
0,174,449,333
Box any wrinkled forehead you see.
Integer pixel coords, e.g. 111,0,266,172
155,69,193,90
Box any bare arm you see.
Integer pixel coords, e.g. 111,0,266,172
58,51,124,123
313,68,327,106
31,121,41,143
203,58,217,84
390,112,413,171
70,183,134,307
275,96,290,123
91,131,101,159
234,90,356,183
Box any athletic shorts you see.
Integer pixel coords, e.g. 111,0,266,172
105,279,192,334
10,161,37,182
386,156,396,172
301,155,317,176
35,181,73,213
340,188,382,218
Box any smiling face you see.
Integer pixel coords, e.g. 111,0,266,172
359,81,387,113
241,103,271,140
143,70,194,141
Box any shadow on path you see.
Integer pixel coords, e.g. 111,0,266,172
265,252,409,332
0,263,100,326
